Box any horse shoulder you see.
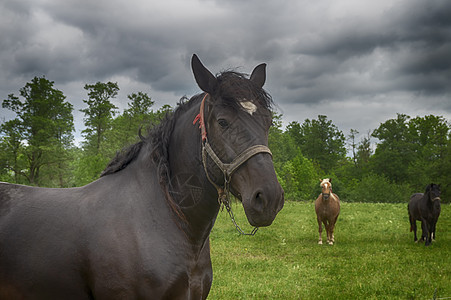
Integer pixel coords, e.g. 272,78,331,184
82,175,210,298
0,185,90,298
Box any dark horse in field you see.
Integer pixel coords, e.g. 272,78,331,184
315,178,340,245
408,183,441,246
0,55,284,299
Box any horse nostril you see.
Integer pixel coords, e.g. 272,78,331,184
256,192,262,201
252,190,266,213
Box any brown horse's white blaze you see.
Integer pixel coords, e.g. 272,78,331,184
315,178,340,245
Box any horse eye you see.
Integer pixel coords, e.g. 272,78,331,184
218,119,229,128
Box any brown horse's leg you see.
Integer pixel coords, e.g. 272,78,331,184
329,224,335,245
325,220,333,245
317,217,323,245
330,215,338,244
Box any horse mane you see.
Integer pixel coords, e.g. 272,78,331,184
100,141,145,177
100,69,273,220
101,96,200,177
100,96,200,222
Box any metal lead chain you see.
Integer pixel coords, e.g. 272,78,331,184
224,201,259,236
218,178,258,236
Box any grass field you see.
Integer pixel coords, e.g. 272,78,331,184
208,201,450,299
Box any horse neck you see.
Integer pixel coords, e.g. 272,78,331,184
167,102,220,245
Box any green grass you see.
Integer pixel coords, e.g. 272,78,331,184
208,201,451,299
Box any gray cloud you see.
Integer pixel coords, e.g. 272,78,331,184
1,0,450,145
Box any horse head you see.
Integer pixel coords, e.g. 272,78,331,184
191,54,284,227
426,183,441,202
320,178,333,201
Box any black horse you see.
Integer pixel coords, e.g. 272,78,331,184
408,183,441,246
0,55,284,299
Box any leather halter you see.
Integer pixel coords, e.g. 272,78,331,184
193,93,272,235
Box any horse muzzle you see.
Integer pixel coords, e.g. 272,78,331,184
232,154,285,227
240,185,284,227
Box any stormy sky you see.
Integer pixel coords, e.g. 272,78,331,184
1,0,450,146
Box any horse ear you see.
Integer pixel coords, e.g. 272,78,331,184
191,54,218,94
250,63,266,88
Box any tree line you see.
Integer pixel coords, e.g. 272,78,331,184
1,76,450,203
0,76,170,187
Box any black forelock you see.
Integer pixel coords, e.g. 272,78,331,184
215,71,273,110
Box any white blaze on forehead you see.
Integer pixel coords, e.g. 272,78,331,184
321,179,331,190
240,100,257,115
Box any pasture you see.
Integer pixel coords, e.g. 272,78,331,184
209,201,450,299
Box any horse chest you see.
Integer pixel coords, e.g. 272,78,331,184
316,200,338,216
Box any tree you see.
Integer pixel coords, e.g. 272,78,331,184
371,114,450,186
103,93,172,158
406,115,450,190
270,114,299,171
1,76,74,185
355,131,372,173
292,115,346,172
371,114,413,183
80,82,119,154
0,119,24,183
348,129,359,166
277,149,318,201
125,92,155,116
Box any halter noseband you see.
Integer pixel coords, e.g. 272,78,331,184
193,93,272,235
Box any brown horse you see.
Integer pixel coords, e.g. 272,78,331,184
315,178,340,245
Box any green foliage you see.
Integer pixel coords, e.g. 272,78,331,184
291,115,346,172
277,150,318,201
269,113,319,201
75,90,173,184
103,95,171,159
1,77,450,201
71,152,109,186
1,76,74,186
209,201,451,299
80,81,119,154
347,173,412,203
267,111,451,203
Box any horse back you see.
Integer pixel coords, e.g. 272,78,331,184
0,182,91,298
